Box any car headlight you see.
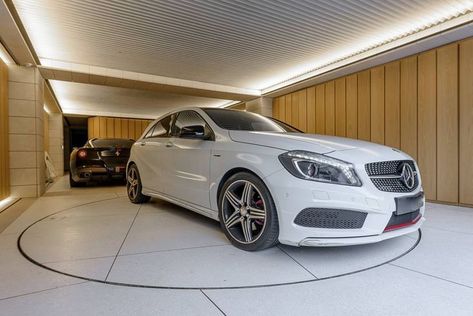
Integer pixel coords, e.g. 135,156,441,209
278,150,362,186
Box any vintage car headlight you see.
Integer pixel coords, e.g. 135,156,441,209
278,150,362,186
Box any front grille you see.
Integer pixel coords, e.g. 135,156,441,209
294,208,367,229
365,160,418,193
384,210,420,232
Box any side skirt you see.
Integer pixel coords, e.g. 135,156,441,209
142,188,219,221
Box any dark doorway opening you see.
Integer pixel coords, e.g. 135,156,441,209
64,116,89,172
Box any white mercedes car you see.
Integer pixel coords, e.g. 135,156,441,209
126,107,425,251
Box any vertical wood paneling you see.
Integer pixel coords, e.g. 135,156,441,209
357,70,371,141
87,117,151,141
121,119,128,139
0,60,9,200
99,117,107,138
335,78,346,137
114,119,122,138
142,120,149,133
285,94,292,124
370,66,385,144
315,85,325,134
418,51,437,201
135,120,142,139
325,81,335,135
346,74,357,139
460,39,473,205
298,90,307,132
128,120,135,139
307,87,316,133
385,61,401,148
437,44,459,203
291,92,299,128
279,96,286,122
272,98,279,120
88,117,93,139
106,118,114,137
400,56,418,159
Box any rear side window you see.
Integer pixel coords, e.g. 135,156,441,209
171,111,211,137
146,115,173,138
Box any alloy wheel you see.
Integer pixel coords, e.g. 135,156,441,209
222,180,267,244
127,168,138,200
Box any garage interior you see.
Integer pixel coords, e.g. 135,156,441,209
1,0,473,315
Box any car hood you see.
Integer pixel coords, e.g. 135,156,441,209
228,131,411,163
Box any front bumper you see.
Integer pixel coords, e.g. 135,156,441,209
264,168,425,247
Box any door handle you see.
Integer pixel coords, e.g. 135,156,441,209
165,142,174,148
139,142,146,146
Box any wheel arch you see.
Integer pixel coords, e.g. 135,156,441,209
216,167,268,206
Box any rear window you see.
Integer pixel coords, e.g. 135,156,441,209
90,139,134,148
203,108,302,133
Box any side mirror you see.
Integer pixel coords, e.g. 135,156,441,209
179,125,207,139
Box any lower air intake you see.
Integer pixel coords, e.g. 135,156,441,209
294,208,367,229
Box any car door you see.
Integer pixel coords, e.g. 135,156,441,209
137,114,174,194
165,110,214,208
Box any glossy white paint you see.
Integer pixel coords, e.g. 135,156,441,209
129,108,425,246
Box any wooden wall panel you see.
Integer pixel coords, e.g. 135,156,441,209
297,90,307,132
385,61,401,148
346,74,357,139
99,117,107,138
128,120,135,139
285,94,292,124
87,116,93,139
0,60,9,200
335,78,346,137
135,120,142,139
460,38,473,205
121,119,128,139
357,70,371,141
270,37,473,206
325,81,335,135
418,51,437,201
279,96,286,122
106,118,114,137
437,44,459,203
93,117,100,138
370,66,385,144
272,97,280,120
291,92,299,128
114,119,122,138
306,87,316,133
400,56,418,159
87,117,152,141
315,85,325,134
142,120,149,133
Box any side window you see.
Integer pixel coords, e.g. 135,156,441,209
171,111,210,137
147,115,173,138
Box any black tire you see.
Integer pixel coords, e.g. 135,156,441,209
127,164,150,204
218,172,279,251
69,173,85,187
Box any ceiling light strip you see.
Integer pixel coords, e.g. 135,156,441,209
262,8,473,94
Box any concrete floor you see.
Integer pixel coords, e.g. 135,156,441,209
0,176,472,315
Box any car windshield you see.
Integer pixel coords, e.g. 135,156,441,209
90,139,134,148
203,109,302,133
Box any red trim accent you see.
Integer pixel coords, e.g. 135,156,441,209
384,214,421,232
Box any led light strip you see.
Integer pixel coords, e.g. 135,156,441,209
262,7,473,94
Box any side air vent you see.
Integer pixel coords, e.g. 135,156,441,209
294,208,367,229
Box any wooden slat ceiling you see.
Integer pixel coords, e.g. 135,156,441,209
13,0,473,90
